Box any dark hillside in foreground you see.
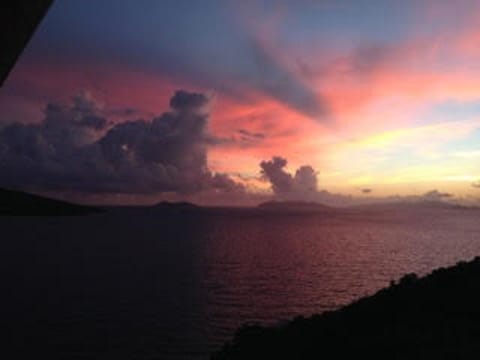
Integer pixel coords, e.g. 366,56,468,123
213,256,480,359
0,188,100,215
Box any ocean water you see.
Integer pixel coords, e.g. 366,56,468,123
3,206,480,359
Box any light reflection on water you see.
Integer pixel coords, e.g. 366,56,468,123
3,207,480,359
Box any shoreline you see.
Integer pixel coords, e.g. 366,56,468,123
213,256,480,359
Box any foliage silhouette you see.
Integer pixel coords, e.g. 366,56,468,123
214,256,480,359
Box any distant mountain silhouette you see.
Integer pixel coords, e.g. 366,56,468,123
149,201,199,212
353,200,465,210
0,188,100,215
257,201,332,212
153,200,198,208
213,256,480,359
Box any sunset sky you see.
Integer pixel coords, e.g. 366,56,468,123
1,0,480,205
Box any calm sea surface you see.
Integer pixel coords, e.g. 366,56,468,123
3,206,480,359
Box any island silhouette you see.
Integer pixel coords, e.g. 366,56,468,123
0,188,100,215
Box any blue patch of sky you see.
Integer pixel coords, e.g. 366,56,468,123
25,1,250,77
442,128,480,155
27,1,421,68
420,100,480,125
276,0,414,51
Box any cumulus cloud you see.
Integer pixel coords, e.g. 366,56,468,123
260,156,293,194
258,156,463,207
259,156,318,199
169,90,210,113
0,90,244,195
258,156,366,205
313,188,457,207
422,189,452,200
293,166,317,194
210,173,245,194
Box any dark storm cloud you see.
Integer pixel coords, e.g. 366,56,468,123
106,106,142,118
169,90,210,112
211,173,245,194
260,156,318,198
0,90,244,195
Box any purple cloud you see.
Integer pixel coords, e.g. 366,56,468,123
0,90,243,195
